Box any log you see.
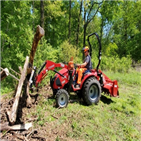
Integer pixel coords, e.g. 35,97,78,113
0,68,9,80
0,122,32,131
8,56,29,125
25,25,44,108
28,25,45,75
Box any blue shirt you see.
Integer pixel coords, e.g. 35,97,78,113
84,54,92,70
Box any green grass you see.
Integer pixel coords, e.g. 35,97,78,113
31,70,141,140
1,69,140,140
103,70,141,85
1,76,19,95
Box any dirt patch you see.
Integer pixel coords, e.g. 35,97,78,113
0,82,84,141
135,65,141,72
0,84,75,141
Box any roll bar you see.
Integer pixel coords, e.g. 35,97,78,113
87,32,102,72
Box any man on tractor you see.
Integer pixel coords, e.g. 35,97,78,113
75,46,92,87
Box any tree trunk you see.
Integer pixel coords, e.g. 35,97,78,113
83,6,86,47
68,0,71,43
76,0,83,46
28,25,44,72
100,16,103,43
40,0,44,29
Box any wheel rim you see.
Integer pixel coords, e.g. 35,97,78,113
89,84,99,101
58,93,67,107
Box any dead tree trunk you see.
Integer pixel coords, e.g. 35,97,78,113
7,56,29,125
26,25,45,108
28,25,45,74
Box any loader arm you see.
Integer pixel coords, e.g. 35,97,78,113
35,60,68,87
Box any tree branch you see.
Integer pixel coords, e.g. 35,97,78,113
87,5,101,24
87,1,103,20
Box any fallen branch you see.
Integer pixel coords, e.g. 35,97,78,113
9,131,29,141
10,68,21,76
26,129,38,140
0,129,10,138
0,122,32,131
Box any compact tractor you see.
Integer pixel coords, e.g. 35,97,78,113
29,32,119,108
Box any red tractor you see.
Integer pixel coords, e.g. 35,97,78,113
29,33,119,108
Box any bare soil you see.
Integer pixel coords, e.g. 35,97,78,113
0,84,75,141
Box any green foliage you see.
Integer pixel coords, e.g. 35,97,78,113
34,38,59,67
105,42,118,57
59,40,79,63
1,75,18,95
100,56,132,72
1,1,35,70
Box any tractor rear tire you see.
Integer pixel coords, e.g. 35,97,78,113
56,89,69,108
83,78,101,105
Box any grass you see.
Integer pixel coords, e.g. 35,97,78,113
1,77,17,95
1,69,140,140
29,70,141,140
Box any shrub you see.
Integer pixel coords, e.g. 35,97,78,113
59,40,79,63
105,42,118,57
100,56,132,72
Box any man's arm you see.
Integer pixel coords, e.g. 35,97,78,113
77,62,87,68
77,56,89,68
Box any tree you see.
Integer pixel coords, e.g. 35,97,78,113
40,0,44,28
1,1,35,70
76,0,83,46
83,0,103,47
68,0,71,43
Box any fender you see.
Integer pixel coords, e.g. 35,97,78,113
80,72,99,89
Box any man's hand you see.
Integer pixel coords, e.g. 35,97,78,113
76,64,80,67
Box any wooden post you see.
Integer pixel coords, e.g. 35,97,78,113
8,56,29,125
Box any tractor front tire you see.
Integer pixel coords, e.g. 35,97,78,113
56,89,69,108
83,78,101,105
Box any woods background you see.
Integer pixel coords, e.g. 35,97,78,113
1,0,141,93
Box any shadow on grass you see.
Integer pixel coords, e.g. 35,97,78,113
48,93,85,107
100,95,114,105
47,93,114,106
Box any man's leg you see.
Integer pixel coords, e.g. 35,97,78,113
77,68,87,85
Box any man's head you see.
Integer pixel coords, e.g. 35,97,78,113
83,46,89,56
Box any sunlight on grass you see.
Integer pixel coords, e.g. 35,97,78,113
30,70,141,140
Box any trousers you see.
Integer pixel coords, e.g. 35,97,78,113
76,68,87,84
